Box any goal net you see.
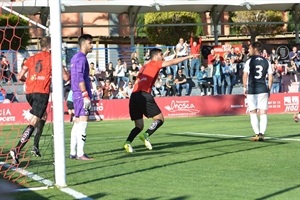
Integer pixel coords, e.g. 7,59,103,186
0,0,57,190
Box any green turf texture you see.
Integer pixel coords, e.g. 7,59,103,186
1,114,300,200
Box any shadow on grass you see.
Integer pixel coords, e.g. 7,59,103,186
13,192,51,200
66,132,300,171
255,184,300,200
66,131,293,177
125,196,190,200
272,133,300,139
0,179,49,200
86,192,107,199
169,196,191,200
71,133,285,186
0,149,55,189
66,136,234,174
153,132,289,152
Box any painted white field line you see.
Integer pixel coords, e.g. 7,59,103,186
15,186,51,192
60,187,94,200
175,132,300,142
0,162,53,187
0,161,93,200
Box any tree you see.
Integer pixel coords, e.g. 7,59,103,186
144,12,200,46
287,10,300,40
137,13,147,37
231,10,284,43
0,14,31,51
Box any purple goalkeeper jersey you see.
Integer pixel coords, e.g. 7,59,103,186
70,52,92,99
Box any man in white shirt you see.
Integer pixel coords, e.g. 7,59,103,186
115,58,129,88
176,38,189,77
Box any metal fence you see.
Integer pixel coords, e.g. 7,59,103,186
2,45,170,74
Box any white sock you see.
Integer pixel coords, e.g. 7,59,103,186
70,122,78,156
250,113,260,135
76,121,88,157
260,114,268,135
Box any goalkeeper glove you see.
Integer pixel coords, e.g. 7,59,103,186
82,91,91,110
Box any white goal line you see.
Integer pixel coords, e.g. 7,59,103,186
0,162,93,199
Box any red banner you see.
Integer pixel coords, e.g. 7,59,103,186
0,93,299,124
69,92,299,120
212,44,243,57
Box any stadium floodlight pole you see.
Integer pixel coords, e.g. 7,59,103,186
50,0,67,187
0,5,48,31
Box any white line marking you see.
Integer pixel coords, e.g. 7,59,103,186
0,162,53,187
60,188,93,200
175,132,300,142
15,186,52,192
0,162,93,199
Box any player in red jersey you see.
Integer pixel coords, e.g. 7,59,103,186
9,37,69,164
123,48,197,153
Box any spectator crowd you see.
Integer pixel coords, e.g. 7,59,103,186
3,37,300,104
78,35,300,100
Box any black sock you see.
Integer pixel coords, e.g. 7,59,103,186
15,125,35,153
70,113,74,122
126,127,142,143
34,120,45,149
146,119,164,137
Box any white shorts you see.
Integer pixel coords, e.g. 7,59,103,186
247,93,269,111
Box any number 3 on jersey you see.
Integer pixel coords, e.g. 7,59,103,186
254,65,263,79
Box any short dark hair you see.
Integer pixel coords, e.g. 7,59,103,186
250,41,263,53
78,34,93,46
150,48,162,59
40,36,51,49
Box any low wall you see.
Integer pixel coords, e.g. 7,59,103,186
0,93,299,124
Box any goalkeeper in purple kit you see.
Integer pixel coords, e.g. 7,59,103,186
69,34,94,160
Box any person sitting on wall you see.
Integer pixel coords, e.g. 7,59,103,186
175,69,190,96
165,74,176,96
196,66,212,96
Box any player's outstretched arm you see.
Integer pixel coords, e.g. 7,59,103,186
162,54,199,68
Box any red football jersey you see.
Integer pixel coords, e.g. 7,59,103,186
24,51,52,94
132,60,163,94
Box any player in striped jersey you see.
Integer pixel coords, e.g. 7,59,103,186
243,41,273,141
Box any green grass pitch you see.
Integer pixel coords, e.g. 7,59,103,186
1,114,300,200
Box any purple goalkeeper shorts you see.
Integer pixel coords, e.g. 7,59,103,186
73,97,89,117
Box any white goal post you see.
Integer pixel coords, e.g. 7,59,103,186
1,1,67,187
49,0,67,188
